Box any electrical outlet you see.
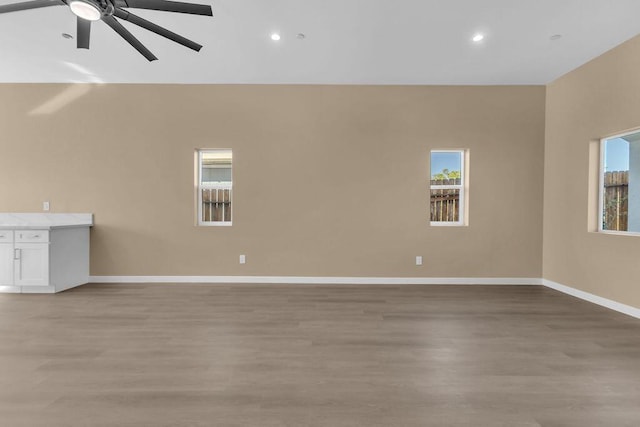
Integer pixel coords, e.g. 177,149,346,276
43,201,50,211
416,256,423,266
239,254,246,264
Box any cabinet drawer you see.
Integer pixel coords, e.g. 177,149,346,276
15,230,49,243
0,231,13,243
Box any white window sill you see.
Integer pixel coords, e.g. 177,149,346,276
430,221,466,227
198,222,233,227
593,230,640,237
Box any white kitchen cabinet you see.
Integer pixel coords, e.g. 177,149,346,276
0,230,51,290
0,214,93,293
0,242,13,286
13,230,50,287
14,241,49,287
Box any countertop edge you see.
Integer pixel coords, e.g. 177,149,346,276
0,224,93,230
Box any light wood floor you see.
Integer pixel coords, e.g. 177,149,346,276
1,284,640,426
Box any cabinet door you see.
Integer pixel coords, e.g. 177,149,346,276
0,244,14,285
14,243,49,287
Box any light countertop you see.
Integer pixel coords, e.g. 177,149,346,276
0,213,93,230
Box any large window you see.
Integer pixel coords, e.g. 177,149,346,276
197,149,232,226
599,130,640,234
430,150,467,226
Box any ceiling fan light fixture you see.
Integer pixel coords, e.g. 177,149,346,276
0,0,213,61
69,0,102,21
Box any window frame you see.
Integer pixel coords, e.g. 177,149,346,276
430,149,467,227
197,149,233,227
598,130,640,236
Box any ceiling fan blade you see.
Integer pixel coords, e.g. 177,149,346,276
0,0,64,14
77,17,91,49
114,8,202,51
119,0,212,16
102,15,158,61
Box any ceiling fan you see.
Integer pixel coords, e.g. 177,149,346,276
0,0,213,61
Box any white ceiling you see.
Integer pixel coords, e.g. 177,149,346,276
0,0,639,85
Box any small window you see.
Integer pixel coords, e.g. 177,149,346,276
198,149,232,226
430,150,467,226
599,130,640,234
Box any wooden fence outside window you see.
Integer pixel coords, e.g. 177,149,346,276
202,188,231,223
602,171,628,231
430,178,461,222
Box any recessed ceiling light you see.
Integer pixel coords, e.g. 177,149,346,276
296,33,305,40
550,34,563,41
472,33,484,43
62,33,73,39
271,33,281,41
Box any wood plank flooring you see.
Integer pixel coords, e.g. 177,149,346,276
1,284,639,426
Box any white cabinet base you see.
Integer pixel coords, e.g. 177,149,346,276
0,214,92,294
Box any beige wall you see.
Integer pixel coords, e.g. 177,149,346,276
544,35,640,307
0,85,545,277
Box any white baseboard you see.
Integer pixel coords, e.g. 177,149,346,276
89,276,542,285
39,276,640,319
21,286,56,294
543,279,640,319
